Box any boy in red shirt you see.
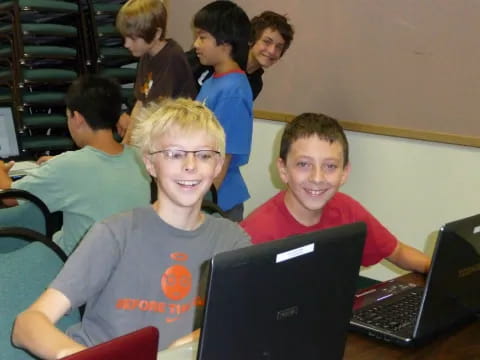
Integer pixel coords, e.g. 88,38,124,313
241,113,430,273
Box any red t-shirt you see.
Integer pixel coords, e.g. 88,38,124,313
240,191,397,266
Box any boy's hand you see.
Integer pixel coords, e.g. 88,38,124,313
117,113,131,139
168,329,201,348
0,160,14,189
37,156,54,165
0,160,15,173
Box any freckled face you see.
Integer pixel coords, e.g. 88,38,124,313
249,28,286,69
144,129,223,210
278,136,350,216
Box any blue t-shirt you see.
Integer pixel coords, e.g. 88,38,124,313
196,70,253,211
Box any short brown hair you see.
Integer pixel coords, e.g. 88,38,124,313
250,11,294,56
280,113,349,167
116,0,167,43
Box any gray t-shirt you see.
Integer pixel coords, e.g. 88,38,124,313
51,206,251,350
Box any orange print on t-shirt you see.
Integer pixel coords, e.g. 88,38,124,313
161,252,192,301
141,72,153,96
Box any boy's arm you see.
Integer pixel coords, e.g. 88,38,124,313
12,288,87,360
120,100,143,145
386,241,431,274
213,154,231,190
36,156,55,165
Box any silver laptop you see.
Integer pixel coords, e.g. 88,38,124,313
0,107,38,177
350,213,480,346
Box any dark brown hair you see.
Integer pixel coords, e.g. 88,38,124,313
280,113,349,167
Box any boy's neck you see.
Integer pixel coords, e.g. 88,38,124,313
148,39,168,57
84,130,124,155
214,58,241,75
152,200,205,231
246,51,261,74
283,190,323,227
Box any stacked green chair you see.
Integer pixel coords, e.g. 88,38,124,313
0,0,86,157
84,0,137,110
0,239,80,359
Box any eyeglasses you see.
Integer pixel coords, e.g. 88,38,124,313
149,149,221,162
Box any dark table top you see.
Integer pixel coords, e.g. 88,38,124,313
344,273,480,360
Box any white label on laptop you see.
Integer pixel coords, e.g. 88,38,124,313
474,225,480,234
276,243,314,263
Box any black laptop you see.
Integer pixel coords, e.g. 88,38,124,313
197,222,366,360
350,213,480,346
0,106,38,177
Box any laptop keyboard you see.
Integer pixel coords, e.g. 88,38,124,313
353,289,423,332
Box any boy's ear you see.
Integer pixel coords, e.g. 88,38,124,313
213,155,225,178
155,27,163,42
276,157,289,184
71,111,86,129
340,162,351,186
219,42,233,56
143,154,157,178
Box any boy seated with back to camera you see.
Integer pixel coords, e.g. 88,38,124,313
12,98,251,358
241,113,431,274
0,75,151,255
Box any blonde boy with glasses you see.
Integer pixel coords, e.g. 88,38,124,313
12,98,251,358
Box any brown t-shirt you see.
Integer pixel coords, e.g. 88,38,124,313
134,39,197,104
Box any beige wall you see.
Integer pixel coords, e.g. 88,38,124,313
242,119,480,280
166,1,480,280
168,0,480,141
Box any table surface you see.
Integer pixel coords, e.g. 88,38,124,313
157,273,480,360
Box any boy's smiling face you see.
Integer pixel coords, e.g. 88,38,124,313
144,128,223,211
277,135,350,223
249,27,285,70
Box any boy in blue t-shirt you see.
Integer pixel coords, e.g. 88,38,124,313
193,1,252,221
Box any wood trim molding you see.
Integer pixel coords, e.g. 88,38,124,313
253,109,480,148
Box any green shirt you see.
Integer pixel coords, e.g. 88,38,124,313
13,145,151,254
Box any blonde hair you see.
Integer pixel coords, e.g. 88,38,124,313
132,98,226,156
116,0,167,42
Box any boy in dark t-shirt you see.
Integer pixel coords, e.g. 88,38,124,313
116,0,196,143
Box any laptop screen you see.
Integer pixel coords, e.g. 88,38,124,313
414,213,480,338
198,222,366,360
0,107,20,159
